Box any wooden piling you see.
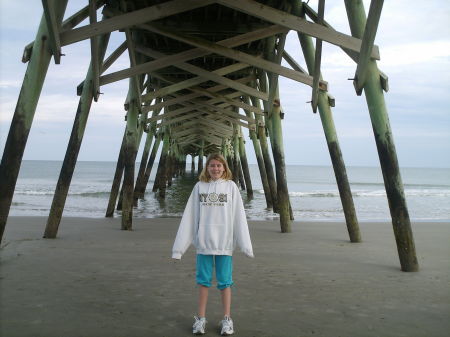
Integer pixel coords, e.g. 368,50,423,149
155,131,170,198
0,1,68,242
133,126,154,206
136,132,162,199
105,131,126,217
295,3,361,242
250,95,279,212
243,96,272,208
191,155,196,174
268,85,292,233
121,94,140,230
345,0,418,271
44,30,111,238
238,127,254,199
198,140,204,175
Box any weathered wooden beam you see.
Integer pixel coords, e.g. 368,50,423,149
88,0,100,101
345,0,418,272
135,133,162,199
238,127,253,199
216,0,380,59
147,105,196,123
41,0,63,64
267,85,292,232
282,50,308,74
353,0,385,95
298,11,361,243
242,95,272,208
311,0,325,113
141,22,327,89
249,93,278,212
105,130,126,217
0,1,68,243
77,41,127,95
44,28,111,238
156,111,206,128
60,0,214,46
124,29,141,105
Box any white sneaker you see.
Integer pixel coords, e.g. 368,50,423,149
193,316,207,335
220,316,234,336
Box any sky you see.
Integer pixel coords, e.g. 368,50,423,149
1,1,449,168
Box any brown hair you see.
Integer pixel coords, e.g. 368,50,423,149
199,153,233,182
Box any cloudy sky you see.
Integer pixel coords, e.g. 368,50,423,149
1,1,449,167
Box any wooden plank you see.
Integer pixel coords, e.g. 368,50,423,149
157,111,206,128
216,0,380,59
88,0,100,101
60,0,215,46
102,41,127,73
140,61,249,102
101,23,286,87
142,23,326,89
282,51,308,74
41,0,63,64
353,0,385,95
311,0,325,113
147,105,196,123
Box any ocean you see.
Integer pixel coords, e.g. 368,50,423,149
8,160,450,222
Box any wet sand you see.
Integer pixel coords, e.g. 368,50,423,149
1,216,449,337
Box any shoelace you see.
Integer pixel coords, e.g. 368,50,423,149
221,317,233,332
193,317,206,331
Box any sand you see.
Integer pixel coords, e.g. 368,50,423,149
1,216,449,337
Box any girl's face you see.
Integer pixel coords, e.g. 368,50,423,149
207,159,225,181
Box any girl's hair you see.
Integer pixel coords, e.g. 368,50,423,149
199,153,233,182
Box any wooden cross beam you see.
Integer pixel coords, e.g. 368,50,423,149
60,0,214,46
140,62,250,102
99,22,285,88
311,0,325,113
142,22,327,90
88,0,100,101
23,1,106,63
77,41,127,95
135,45,267,100
42,0,63,64
353,0,385,95
215,0,380,59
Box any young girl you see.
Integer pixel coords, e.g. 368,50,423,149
172,153,254,335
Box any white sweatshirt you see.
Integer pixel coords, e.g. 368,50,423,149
172,179,254,259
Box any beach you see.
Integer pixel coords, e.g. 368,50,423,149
1,216,449,337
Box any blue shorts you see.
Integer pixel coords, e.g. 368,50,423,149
196,254,234,290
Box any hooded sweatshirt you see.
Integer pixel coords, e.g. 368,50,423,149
172,179,254,259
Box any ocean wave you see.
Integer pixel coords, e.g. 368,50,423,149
15,190,111,197
256,189,450,198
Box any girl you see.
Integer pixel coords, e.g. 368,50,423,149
172,153,254,335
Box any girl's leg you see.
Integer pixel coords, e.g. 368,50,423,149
198,286,209,317
196,254,213,317
221,287,232,317
215,255,234,317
